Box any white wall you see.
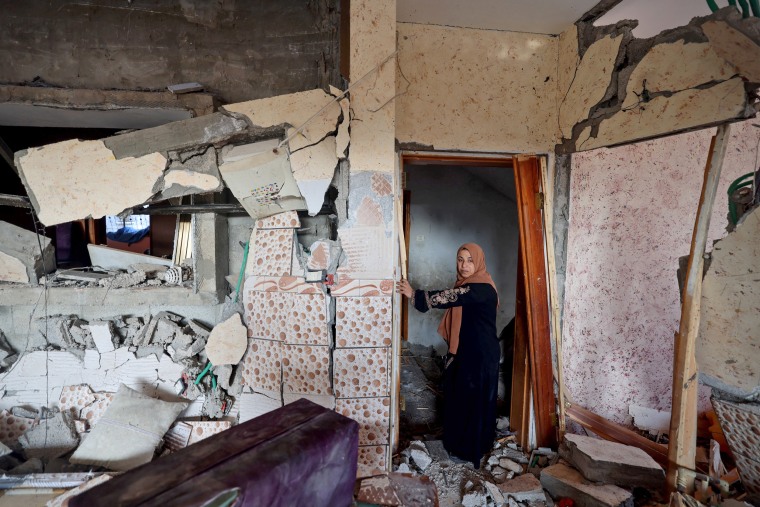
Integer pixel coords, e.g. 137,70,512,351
406,165,519,353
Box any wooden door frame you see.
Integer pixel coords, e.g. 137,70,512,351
398,152,557,449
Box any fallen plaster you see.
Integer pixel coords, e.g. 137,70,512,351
697,205,760,397
15,140,166,227
0,221,56,284
205,313,247,366
557,8,760,154
290,136,339,215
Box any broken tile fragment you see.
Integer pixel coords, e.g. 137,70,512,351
0,410,36,445
560,433,665,489
205,313,247,366
0,220,56,284
541,463,633,507
256,211,301,229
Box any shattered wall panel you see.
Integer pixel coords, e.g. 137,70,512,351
712,398,760,497
557,8,759,153
698,205,760,396
562,119,760,424
16,140,166,226
396,23,558,153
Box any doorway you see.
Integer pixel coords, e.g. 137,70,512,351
397,153,556,450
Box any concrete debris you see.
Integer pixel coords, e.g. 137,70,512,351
408,440,433,472
34,316,95,356
201,388,228,419
356,473,438,506
205,313,247,366
88,244,173,271
9,458,44,475
18,411,79,460
87,321,116,354
497,473,545,503
98,270,147,288
541,463,633,507
560,433,665,490
134,312,183,347
129,264,169,277
0,220,56,284
156,145,223,201
213,364,233,391
397,463,412,474
499,457,524,475
462,490,487,507
134,345,165,360
0,331,17,372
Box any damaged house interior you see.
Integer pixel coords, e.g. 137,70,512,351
0,0,758,505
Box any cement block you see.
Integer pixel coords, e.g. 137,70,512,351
497,473,545,503
0,221,55,284
561,433,665,489
541,463,633,507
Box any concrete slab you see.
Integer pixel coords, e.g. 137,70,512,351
18,411,79,459
87,244,173,271
541,463,633,507
0,221,55,284
497,473,545,503
561,433,664,489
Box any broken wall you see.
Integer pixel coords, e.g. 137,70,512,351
561,118,760,425
556,8,760,153
395,23,559,154
0,1,340,103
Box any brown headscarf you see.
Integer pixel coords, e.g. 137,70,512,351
437,243,498,354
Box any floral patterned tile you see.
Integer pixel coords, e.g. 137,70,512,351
361,280,394,296
336,397,390,445
240,339,283,393
357,445,388,478
246,276,324,294
282,344,332,396
287,293,330,346
252,229,294,276
330,277,364,297
333,347,390,398
245,276,280,292
256,211,300,229
335,297,392,348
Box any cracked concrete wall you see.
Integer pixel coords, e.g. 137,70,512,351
561,118,760,425
395,23,559,154
557,8,760,154
0,1,340,104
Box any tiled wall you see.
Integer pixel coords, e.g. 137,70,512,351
240,211,395,477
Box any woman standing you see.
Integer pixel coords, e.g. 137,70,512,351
397,243,499,468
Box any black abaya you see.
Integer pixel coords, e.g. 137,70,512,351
413,283,499,467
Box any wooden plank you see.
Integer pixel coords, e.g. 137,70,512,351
510,245,532,449
566,402,669,469
540,155,567,437
667,124,730,492
514,155,557,449
401,190,411,341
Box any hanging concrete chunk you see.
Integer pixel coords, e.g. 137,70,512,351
223,89,342,152
698,205,760,397
219,139,307,219
560,433,665,489
0,221,55,284
542,463,633,507
15,139,166,227
205,313,247,366
290,136,339,215
154,145,224,201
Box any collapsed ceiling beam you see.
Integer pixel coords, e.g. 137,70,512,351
0,193,31,208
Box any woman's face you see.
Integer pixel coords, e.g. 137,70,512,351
457,249,475,278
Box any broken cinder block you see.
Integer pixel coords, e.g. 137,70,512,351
0,220,56,284
560,433,665,489
541,463,634,507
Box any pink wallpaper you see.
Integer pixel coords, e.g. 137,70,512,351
563,119,760,424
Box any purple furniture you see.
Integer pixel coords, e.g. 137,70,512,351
70,399,359,507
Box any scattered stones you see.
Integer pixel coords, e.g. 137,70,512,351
500,457,523,474
409,440,433,471
498,472,545,503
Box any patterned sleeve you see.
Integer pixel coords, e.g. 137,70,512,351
412,286,473,312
